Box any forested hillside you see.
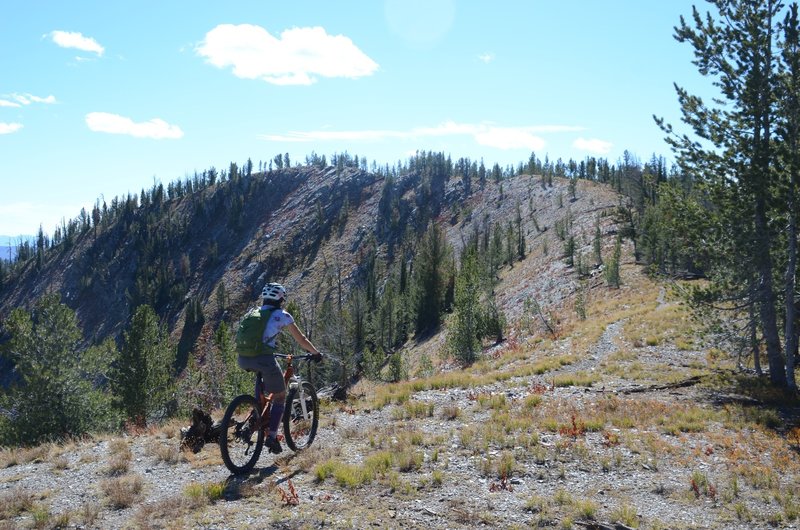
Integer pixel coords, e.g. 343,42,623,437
0,146,686,441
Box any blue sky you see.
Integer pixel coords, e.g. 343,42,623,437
0,0,708,237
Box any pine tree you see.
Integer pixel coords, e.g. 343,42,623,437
0,295,116,444
115,305,176,425
604,235,622,288
446,250,482,365
413,224,452,335
660,0,798,387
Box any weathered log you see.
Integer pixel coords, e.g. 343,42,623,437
620,375,703,394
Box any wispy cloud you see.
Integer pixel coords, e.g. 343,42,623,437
197,24,379,85
478,52,495,63
9,93,57,105
0,99,21,108
85,112,184,139
263,121,584,151
0,123,23,135
573,137,613,155
49,30,105,56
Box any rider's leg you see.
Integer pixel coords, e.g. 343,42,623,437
267,391,286,438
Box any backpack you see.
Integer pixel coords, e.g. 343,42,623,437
235,307,278,357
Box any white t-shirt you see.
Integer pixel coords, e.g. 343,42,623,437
261,306,294,348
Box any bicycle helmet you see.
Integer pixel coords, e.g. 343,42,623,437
261,282,286,303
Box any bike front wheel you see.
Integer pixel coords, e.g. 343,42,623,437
219,394,264,475
283,381,319,451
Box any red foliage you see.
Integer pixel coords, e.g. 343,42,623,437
489,471,514,492
558,414,586,438
602,431,620,447
277,479,300,505
529,382,549,395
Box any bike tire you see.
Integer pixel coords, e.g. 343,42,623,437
219,394,264,475
283,381,319,451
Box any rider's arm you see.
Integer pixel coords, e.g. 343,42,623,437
287,323,322,356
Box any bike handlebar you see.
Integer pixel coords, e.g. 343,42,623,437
274,352,321,362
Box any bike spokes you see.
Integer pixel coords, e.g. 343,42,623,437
220,394,264,474
283,381,319,451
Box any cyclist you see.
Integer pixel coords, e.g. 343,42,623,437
237,282,323,454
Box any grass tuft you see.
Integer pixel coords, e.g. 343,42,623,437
101,474,144,509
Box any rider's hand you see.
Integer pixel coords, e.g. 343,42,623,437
312,352,323,363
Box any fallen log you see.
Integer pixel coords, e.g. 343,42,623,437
619,375,703,395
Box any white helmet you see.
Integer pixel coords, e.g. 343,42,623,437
261,282,286,303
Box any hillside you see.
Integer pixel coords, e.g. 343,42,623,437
2,251,799,529
0,161,621,375
1,165,799,528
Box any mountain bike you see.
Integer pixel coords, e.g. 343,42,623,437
219,352,320,475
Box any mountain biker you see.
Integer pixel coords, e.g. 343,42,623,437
237,282,323,454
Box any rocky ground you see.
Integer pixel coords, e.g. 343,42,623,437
2,272,800,530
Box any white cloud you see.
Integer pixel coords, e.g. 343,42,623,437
49,30,105,56
0,123,23,134
262,121,582,151
85,112,184,139
478,52,495,63
197,24,379,85
0,99,21,108
10,93,57,105
573,137,613,155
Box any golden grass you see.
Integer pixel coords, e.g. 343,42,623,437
146,439,188,465
101,474,144,509
553,371,599,388
0,488,35,519
392,400,434,420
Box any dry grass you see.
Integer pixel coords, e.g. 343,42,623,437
0,488,35,519
132,495,192,529
184,446,223,468
145,439,187,465
101,473,144,509
104,439,132,476
0,444,50,468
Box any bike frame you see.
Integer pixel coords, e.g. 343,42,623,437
253,353,311,434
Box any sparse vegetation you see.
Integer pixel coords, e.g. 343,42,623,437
101,474,144,509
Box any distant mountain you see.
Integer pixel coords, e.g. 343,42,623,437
0,235,33,262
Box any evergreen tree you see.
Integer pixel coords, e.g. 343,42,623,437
115,304,176,424
660,0,799,387
413,224,452,335
515,201,526,259
0,295,117,444
593,218,603,266
446,250,482,365
605,235,622,288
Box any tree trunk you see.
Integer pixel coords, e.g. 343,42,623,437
756,202,787,386
751,302,762,376
756,4,787,388
785,174,798,392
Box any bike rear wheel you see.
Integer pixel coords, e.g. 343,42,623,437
219,394,264,474
283,381,319,451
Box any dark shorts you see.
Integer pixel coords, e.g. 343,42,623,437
237,354,286,394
